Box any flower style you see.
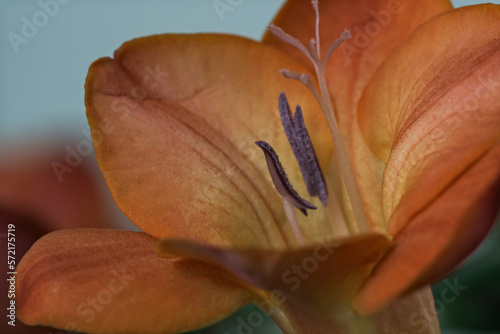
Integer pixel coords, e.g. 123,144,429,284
15,1,500,333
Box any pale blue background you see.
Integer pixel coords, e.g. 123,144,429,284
0,0,282,145
1,0,499,145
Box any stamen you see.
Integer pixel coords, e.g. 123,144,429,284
255,141,317,216
278,92,296,141
278,92,328,206
293,106,328,206
282,198,305,245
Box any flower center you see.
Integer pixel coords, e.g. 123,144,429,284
257,0,370,244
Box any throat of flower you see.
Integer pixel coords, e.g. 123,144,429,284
268,0,370,234
255,92,330,246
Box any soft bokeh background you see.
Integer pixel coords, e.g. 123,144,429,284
1,1,499,333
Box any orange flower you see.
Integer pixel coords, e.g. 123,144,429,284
15,1,500,333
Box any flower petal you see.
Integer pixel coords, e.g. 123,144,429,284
271,286,440,334
85,34,332,247
157,233,389,298
264,0,452,232
353,145,500,316
16,229,253,333
156,235,437,333
358,4,500,235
